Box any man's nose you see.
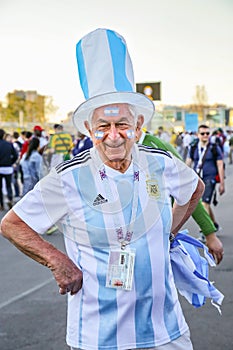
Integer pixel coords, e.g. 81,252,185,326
108,124,120,139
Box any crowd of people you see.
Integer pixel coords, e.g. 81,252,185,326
0,121,230,245
154,126,233,164
0,124,93,210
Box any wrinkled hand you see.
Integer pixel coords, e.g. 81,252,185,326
206,233,224,265
50,255,83,295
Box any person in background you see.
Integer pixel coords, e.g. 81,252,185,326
228,130,233,164
3,132,23,198
0,28,207,350
137,129,223,264
20,131,33,159
20,138,42,197
72,130,93,156
216,127,226,153
18,130,26,144
169,130,177,148
175,131,184,157
33,125,48,154
156,125,170,142
17,131,27,187
182,131,192,161
48,124,73,168
186,124,225,232
0,129,18,210
12,131,22,199
44,124,73,235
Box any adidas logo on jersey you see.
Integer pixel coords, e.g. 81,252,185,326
93,194,108,206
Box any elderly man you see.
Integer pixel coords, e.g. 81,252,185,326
1,29,205,350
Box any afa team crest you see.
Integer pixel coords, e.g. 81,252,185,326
146,175,160,199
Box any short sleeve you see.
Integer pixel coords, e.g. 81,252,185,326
165,154,199,206
13,168,68,233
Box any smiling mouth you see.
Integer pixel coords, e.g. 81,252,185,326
105,143,125,149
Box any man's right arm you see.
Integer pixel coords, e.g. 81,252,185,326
0,210,83,295
192,200,223,264
171,177,205,235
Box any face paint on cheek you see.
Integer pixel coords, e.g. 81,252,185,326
94,130,105,140
126,130,135,139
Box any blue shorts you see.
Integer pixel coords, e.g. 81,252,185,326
202,178,216,204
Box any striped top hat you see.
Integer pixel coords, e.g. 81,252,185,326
73,28,155,136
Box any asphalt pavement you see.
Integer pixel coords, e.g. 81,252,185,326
0,163,233,350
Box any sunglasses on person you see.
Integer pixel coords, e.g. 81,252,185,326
199,132,210,136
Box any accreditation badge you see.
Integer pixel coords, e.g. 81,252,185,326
106,249,135,291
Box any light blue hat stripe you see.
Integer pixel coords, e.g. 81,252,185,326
76,40,89,99
106,29,133,92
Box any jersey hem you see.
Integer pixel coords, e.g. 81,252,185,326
66,325,189,349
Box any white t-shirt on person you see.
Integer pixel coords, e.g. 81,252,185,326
13,144,198,350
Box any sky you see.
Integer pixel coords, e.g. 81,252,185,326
0,0,233,122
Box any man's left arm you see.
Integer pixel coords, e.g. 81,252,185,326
216,159,225,195
192,200,223,264
171,177,205,235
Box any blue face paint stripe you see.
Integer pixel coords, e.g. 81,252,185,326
106,29,133,92
76,41,89,99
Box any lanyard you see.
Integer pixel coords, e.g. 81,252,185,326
99,164,140,250
196,143,207,176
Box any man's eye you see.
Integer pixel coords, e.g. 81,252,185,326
117,123,128,128
98,125,109,130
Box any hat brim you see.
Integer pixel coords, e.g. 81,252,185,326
72,91,155,136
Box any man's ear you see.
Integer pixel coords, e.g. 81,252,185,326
134,115,144,141
84,121,92,137
136,115,144,131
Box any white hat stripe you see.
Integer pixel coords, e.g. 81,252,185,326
77,29,114,99
85,30,115,98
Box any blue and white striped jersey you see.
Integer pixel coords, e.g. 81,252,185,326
13,144,199,349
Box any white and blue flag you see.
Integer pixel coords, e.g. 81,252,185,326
170,229,224,313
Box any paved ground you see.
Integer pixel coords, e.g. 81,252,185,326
0,163,233,350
